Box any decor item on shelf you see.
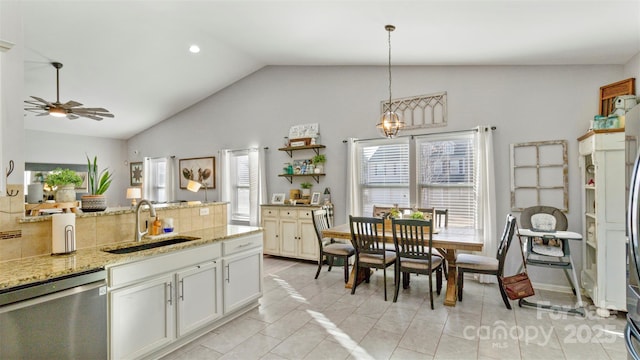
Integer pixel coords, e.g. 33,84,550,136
300,182,313,197
187,179,208,203
312,154,326,173
376,24,404,139
81,155,113,212
24,62,114,121
310,192,321,205
45,168,83,203
323,187,331,204
126,187,141,207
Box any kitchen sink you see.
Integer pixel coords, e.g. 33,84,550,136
102,237,200,254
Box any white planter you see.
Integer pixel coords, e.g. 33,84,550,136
55,184,76,203
301,188,311,197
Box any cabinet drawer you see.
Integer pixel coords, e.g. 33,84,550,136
279,209,297,219
262,207,278,217
298,209,314,219
223,233,263,256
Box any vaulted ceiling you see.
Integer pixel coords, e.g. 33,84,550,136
21,1,640,139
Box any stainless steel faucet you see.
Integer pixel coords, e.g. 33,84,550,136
135,199,157,242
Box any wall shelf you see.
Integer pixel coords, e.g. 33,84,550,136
278,144,325,157
278,174,325,184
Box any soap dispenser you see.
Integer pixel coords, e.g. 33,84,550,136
152,216,162,236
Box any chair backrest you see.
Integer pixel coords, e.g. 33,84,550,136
349,216,386,255
311,209,330,248
391,218,434,262
434,209,448,228
520,206,567,231
496,214,518,274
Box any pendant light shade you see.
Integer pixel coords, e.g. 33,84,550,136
376,24,404,139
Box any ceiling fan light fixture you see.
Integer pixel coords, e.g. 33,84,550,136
376,24,404,139
49,107,66,117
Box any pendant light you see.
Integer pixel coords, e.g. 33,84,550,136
376,24,404,139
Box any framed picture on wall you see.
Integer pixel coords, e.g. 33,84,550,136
130,162,143,186
179,157,215,189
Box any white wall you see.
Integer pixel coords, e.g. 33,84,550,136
24,130,128,206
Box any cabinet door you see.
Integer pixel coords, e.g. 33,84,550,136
110,275,174,360
298,219,319,260
262,217,280,255
280,219,298,257
223,248,263,314
176,260,222,337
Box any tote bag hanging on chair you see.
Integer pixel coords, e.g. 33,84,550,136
501,229,535,300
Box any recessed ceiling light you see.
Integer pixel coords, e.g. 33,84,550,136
189,45,200,54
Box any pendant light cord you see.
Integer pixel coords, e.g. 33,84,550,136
387,26,393,113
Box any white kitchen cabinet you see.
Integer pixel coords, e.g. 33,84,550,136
261,205,320,261
222,234,263,314
176,260,222,336
108,242,223,359
578,129,626,316
110,274,174,360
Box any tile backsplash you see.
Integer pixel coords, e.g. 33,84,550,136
0,187,227,262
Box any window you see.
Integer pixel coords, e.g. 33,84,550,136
416,133,476,227
231,152,250,222
357,139,410,217
143,157,176,203
355,131,477,228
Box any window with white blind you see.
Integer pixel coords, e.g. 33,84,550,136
356,132,477,228
231,151,250,222
416,133,476,228
358,139,410,217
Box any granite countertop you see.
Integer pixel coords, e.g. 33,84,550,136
0,225,261,291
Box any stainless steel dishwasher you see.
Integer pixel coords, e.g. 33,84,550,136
0,269,107,359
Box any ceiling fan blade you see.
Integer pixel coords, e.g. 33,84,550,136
29,96,52,105
62,100,83,108
67,114,79,120
74,113,103,121
24,101,47,108
36,112,50,116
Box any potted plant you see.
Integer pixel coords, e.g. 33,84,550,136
300,182,313,197
312,154,326,174
45,168,83,203
81,155,113,212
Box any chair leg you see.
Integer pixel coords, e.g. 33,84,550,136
436,267,442,295
327,256,334,272
393,262,401,302
342,256,350,283
383,266,388,301
457,269,464,301
428,271,434,310
315,252,323,279
351,258,359,295
496,275,512,310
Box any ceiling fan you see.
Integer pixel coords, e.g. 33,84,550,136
24,62,114,121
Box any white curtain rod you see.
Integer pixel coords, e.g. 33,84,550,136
342,126,496,143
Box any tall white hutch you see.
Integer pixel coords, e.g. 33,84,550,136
578,129,626,316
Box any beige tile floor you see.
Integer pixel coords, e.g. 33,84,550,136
162,256,627,360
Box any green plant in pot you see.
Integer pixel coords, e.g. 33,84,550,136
81,155,113,212
45,168,83,203
312,154,326,174
300,181,313,197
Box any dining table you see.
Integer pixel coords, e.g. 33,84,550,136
322,223,483,307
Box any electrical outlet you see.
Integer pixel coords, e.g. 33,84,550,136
200,207,209,216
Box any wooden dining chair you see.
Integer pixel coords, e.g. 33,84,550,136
456,214,517,309
349,216,396,301
391,218,443,308
312,209,355,283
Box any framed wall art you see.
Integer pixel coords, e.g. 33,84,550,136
130,162,143,186
179,157,215,189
